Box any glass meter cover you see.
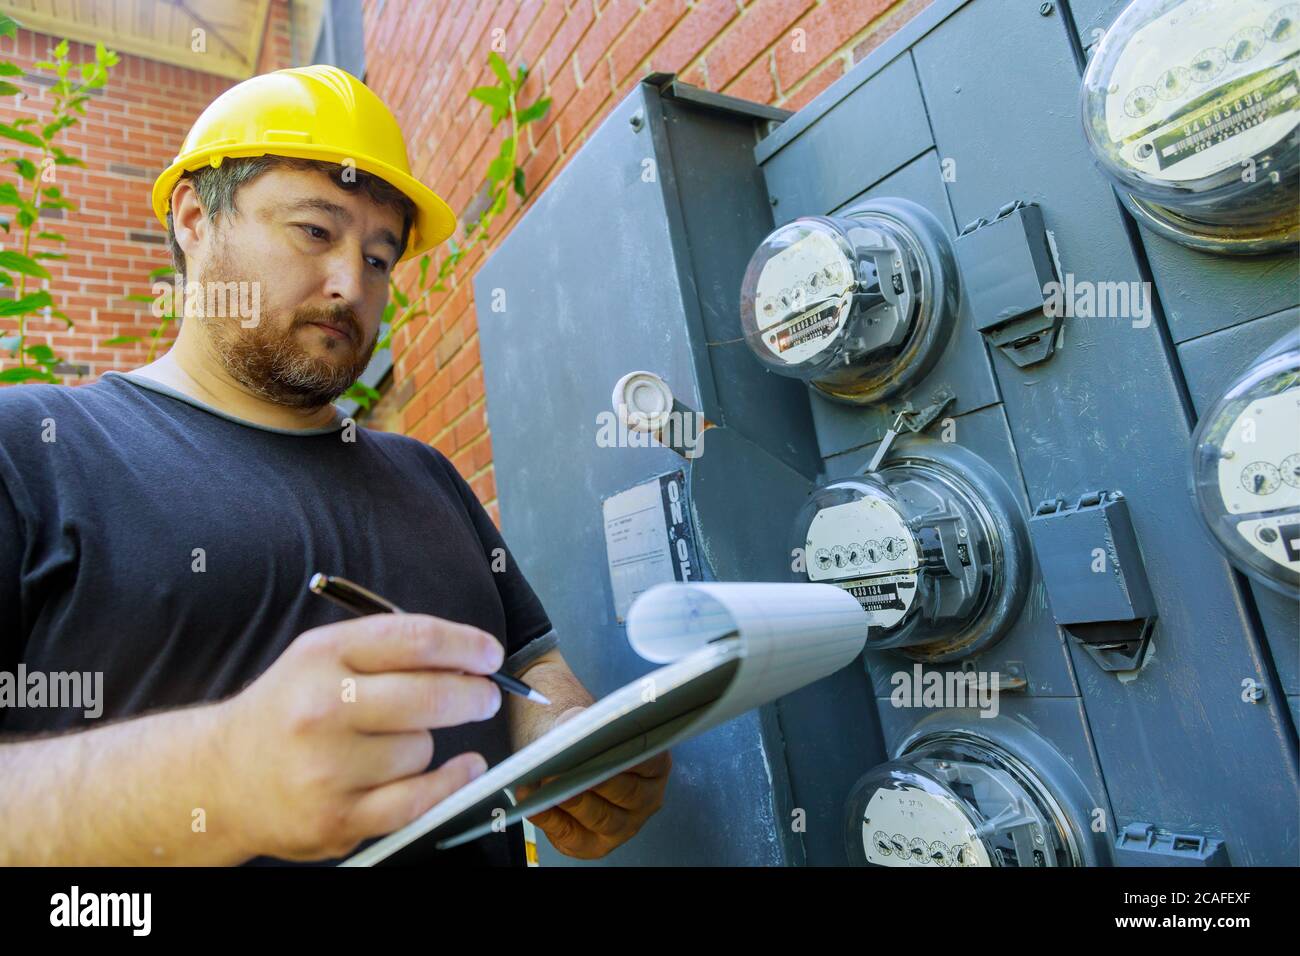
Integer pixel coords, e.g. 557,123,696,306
739,199,957,405
1191,329,1300,595
1081,0,1300,253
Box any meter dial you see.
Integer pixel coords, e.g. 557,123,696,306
1190,47,1227,82
1192,328,1300,594
793,438,1030,660
1266,4,1298,41
1241,461,1282,495
1281,452,1300,487
740,198,959,405
1081,0,1300,254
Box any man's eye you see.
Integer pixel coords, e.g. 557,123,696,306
299,224,329,241
367,256,390,273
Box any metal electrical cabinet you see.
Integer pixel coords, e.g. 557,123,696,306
474,0,1300,867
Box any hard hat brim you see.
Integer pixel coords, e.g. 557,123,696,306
151,143,457,263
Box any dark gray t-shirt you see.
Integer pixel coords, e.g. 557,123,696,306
0,371,556,866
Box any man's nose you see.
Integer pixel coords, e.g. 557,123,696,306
321,243,368,308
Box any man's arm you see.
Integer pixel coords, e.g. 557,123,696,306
0,613,504,865
506,647,594,751
0,701,250,865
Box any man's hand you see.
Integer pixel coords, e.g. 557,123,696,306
516,707,671,859
218,613,504,861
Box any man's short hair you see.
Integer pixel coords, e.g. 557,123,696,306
164,155,416,281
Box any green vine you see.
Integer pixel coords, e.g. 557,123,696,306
0,18,119,384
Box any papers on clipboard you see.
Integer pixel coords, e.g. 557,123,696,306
341,581,867,866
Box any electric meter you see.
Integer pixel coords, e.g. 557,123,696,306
845,729,1098,867
793,438,1029,660
1081,0,1300,254
739,198,959,405
1191,328,1300,595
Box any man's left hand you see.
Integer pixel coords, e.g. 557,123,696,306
516,707,671,859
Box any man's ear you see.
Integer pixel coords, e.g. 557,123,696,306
170,180,210,268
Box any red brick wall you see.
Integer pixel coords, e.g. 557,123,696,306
363,0,933,524
0,0,294,383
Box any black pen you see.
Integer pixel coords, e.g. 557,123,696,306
307,572,551,706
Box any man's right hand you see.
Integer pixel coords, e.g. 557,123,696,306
215,613,504,862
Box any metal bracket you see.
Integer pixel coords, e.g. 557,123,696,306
956,200,1062,368
866,388,956,473
1029,490,1158,673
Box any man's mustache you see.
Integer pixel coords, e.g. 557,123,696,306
295,307,363,345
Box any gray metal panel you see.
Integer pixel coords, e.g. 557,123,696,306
796,151,1003,458
829,404,1080,698
761,54,934,221
653,96,822,478
474,84,792,866
913,0,1297,863
1178,308,1300,699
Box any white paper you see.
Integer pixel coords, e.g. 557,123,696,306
342,581,867,865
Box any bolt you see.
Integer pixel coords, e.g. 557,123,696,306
1039,1,1054,15
629,109,645,131
771,196,779,206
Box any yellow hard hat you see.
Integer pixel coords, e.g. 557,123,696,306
151,64,455,262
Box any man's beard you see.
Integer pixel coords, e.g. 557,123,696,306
196,248,376,409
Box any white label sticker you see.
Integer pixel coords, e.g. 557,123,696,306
806,497,918,629
602,473,700,622
861,786,990,867
1104,0,1299,181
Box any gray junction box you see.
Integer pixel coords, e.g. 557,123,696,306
474,0,1300,866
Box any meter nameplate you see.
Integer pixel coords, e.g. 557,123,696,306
1216,387,1300,513
1104,0,1299,182
602,472,701,623
755,229,852,364
861,787,990,867
806,498,918,628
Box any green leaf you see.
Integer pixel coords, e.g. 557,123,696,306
418,254,431,288
51,309,72,329
32,61,55,71
42,186,61,199
0,367,56,384
0,14,19,39
33,251,66,260
54,39,69,58
487,156,511,183
0,272,11,286
513,166,527,200
515,62,529,86
17,209,34,228
0,123,44,148
381,301,397,324
3,157,37,181
469,86,509,112
36,231,66,241
24,343,56,363
0,290,53,315
0,80,19,96
391,286,409,308
102,335,140,346
0,62,23,76
0,250,50,279
489,188,508,216
488,52,514,91
148,265,175,280
517,97,551,125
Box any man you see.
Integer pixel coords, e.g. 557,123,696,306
0,64,669,865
